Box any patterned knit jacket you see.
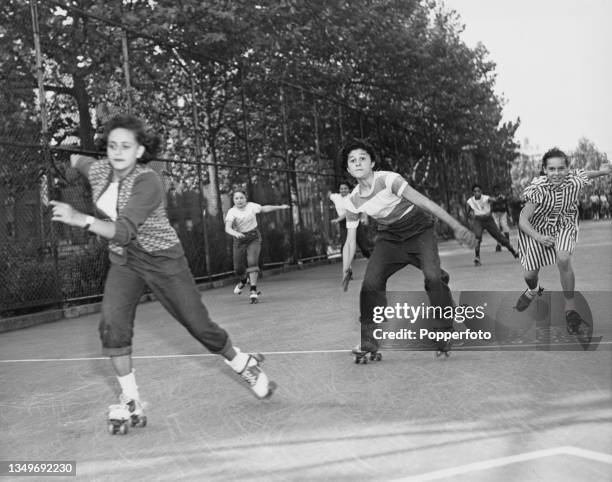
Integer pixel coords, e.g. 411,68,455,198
87,159,180,261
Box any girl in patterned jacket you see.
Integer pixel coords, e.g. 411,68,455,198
515,147,611,334
50,115,276,433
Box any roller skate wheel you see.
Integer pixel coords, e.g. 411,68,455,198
263,381,277,399
131,415,147,428
370,352,382,361
109,421,128,435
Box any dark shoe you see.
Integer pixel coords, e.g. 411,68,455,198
514,287,543,312
566,310,584,335
515,290,534,312
495,245,502,252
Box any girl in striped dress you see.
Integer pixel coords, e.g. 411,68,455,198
516,148,611,333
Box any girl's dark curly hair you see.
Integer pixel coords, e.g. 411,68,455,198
100,114,161,163
339,138,378,171
541,147,569,168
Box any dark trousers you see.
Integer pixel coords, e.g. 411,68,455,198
359,227,452,349
473,214,513,257
233,229,262,278
99,257,230,357
340,221,371,258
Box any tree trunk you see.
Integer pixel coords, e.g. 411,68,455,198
73,74,95,150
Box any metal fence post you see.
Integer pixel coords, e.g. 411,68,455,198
29,0,61,306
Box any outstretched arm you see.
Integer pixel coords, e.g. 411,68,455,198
260,204,290,213
50,200,116,239
402,185,476,248
583,161,611,179
50,172,162,243
70,154,96,179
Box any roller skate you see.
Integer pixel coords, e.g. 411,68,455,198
514,286,544,312
566,310,586,336
234,280,247,295
351,344,382,364
107,394,147,435
249,290,261,304
227,348,276,399
434,328,453,359
474,257,481,267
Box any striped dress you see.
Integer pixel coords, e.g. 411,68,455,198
518,169,590,270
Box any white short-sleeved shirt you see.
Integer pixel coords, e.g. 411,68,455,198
329,193,349,217
467,195,491,216
225,202,262,233
343,171,411,229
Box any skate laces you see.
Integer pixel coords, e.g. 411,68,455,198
239,355,260,386
118,394,145,414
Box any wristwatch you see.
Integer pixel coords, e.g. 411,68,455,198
83,215,95,230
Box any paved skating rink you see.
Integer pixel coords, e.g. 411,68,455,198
1,221,611,481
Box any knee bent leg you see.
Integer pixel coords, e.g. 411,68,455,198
98,318,132,351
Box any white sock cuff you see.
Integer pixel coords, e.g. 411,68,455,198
226,348,249,373
117,370,139,400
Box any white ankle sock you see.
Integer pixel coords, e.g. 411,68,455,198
117,371,139,401
226,349,249,373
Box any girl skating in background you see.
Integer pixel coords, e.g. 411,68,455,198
466,184,519,266
225,190,289,303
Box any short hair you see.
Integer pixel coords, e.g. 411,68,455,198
232,189,248,199
100,114,160,163
542,147,569,168
338,181,352,190
472,184,482,191
339,138,377,171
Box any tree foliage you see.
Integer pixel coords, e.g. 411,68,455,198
2,0,529,205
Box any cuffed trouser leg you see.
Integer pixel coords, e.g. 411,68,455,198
99,263,146,357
